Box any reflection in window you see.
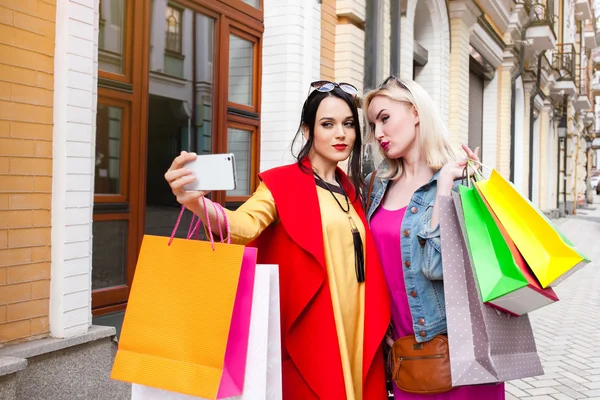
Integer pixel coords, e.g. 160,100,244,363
196,14,215,155
99,0,125,74
92,220,127,290
228,128,253,196
228,35,254,106
145,10,217,236
165,5,182,54
242,0,261,9
95,104,123,195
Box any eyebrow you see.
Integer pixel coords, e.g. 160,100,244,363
376,109,387,120
319,116,354,121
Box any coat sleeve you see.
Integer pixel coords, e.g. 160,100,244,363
216,182,278,245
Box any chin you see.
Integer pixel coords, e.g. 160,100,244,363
383,149,402,160
327,151,350,163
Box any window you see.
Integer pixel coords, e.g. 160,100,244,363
165,5,182,54
225,28,260,203
99,0,126,74
242,0,261,9
95,101,130,201
227,126,255,197
228,34,254,106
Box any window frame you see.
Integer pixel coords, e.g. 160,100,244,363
91,212,134,310
226,26,261,114
98,0,134,85
94,95,132,204
225,122,259,202
92,0,264,316
220,22,262,204
219,0,263,22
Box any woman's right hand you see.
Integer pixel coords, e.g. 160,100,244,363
164,151,209,207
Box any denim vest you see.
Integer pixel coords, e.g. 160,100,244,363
366,169,460,343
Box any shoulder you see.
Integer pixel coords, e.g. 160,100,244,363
259,162,304,183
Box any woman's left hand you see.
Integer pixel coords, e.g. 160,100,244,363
437,144,480,195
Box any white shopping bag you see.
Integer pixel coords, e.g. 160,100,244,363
132,264,282,400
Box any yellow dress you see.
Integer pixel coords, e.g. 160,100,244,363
221,181,366,400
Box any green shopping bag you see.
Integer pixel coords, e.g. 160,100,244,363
458,178,528,304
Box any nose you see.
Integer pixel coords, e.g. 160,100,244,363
374,124,384,141
335,124,346,139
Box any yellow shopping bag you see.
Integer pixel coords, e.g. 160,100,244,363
476,169,589,288
111,204,257,399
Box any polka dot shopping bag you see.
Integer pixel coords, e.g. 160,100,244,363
439,193,544,387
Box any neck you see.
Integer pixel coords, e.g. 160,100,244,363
399,144,432,181
309,154,338,183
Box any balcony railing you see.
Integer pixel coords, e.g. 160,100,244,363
580,65,589,96
524,0,557,35
553,43,577,82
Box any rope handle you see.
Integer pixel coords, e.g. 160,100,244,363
168,198,231,250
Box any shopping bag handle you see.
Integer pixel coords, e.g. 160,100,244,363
168,199,232,250
199,198,232,249
461,160,486,187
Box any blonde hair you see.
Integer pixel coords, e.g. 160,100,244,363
362,78,455,180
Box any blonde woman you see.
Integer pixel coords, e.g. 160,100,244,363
363,77,504,399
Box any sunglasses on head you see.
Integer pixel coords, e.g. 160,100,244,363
309,80,359,97
380,75,411,92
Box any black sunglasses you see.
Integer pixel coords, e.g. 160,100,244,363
380,75,411,92
309,80,359,97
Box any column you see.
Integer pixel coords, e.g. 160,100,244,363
496,54,516,179
50,0,99,338
538,101,552,211
521,79,535,198
447,0,481,149
260,0,321,171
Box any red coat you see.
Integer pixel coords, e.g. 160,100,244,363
248,161,391,399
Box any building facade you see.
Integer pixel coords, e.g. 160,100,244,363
0,0,597,396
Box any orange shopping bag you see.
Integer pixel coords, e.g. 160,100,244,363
111,202,257,399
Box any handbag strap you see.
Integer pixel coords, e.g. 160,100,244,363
365,172,377,213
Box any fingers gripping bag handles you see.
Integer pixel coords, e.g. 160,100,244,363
111,199,257,399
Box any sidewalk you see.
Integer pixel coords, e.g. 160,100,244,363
506,196,600,399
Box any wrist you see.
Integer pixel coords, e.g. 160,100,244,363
436,177,453,197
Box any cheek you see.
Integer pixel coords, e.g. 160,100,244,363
387,118,412,140
347,128,357,145
313,127,330,150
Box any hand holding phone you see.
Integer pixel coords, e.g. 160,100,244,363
182,153,237,192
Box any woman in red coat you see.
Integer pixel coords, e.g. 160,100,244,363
165,82,391,399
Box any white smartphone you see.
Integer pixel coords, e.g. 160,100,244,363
183,153,237,191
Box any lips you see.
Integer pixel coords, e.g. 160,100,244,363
381,142,390,150
333,144,348,151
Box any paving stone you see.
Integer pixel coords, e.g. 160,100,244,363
524,387,560,396
507,204,600,399
507,383,531,398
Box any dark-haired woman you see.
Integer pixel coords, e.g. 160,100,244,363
165,82,391,400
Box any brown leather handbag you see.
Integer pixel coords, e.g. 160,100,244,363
388,334,453,394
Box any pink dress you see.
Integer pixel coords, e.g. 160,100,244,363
371,206,504,399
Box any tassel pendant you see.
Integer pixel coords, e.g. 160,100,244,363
349,216,365,283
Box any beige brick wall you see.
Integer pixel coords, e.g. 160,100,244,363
0,0,55,344
538,104,551,211
521,81,532,198
496,64,513,178
321,0,336,81
448,17,471,148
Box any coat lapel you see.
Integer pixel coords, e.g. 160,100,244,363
260,160,327,270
